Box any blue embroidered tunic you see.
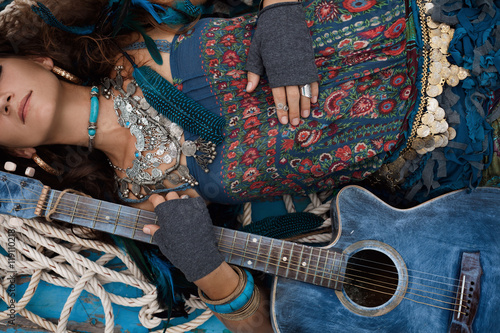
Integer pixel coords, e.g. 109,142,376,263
150,0,499,204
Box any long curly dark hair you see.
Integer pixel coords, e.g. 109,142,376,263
0,0,184,200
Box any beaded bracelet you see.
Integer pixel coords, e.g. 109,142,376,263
198,265,258,317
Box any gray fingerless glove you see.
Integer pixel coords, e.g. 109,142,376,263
153,197,224,282
245,2,318,88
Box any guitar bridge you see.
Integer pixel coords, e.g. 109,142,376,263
449,252,482,333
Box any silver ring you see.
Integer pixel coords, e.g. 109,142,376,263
180,194,190,199
300,84,312,98
276,103,289,112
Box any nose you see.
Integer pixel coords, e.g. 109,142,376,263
1,93,13,115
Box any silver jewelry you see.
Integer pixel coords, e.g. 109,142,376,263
102,67,216,200
276,103,289,112
300,83,312,98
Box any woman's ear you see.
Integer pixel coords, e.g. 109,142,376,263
8,147,36,159
31,57,54,71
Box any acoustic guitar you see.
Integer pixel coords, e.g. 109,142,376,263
1,170,499,332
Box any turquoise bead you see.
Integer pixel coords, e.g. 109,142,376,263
88,129,96,136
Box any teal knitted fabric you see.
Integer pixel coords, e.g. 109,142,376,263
241,212,324,239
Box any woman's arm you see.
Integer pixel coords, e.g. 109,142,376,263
196,262,274,332
143,192,274,332
245,0,319,127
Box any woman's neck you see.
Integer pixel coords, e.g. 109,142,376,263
46,80,134,165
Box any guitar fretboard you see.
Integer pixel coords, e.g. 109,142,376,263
42,189,346,290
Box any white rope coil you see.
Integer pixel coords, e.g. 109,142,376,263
0,214,208,332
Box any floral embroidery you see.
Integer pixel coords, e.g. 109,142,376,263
315,1,341,22
343,0,377,13
174,0,418,202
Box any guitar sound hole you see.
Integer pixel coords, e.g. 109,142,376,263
343,249,398,307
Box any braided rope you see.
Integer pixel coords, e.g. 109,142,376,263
0,214,208,332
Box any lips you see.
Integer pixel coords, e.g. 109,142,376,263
18,91,32,124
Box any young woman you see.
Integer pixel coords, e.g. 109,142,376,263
1,0,499,331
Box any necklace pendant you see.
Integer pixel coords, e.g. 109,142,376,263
181,141,197,157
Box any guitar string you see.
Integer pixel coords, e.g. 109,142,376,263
215,242,465,313
2,195,468,292
0,187,468,308
7,199,469,313
0,187,466,289
215,242,462,308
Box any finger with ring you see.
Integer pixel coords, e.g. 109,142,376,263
300,84,312,99
276,103,289,112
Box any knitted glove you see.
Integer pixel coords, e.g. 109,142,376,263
246,2,318,88
153,197,224,282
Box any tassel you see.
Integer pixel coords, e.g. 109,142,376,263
131,64,225,145
31,2,95,35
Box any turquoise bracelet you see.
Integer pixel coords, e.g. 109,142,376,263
201,268,255,314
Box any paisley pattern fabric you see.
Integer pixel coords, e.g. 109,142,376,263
170,0,418,203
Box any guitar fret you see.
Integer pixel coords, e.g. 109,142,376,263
335,253,344,290
240,233,251,267
254,236,262,270
218,228,224,247
93,201,101,230
149,216,156,244
323,250,329,288
313,248,320,285
285,243,293,278
328,252,336,289
131,210,140,239
113,205,122,234
228,232,237,263
304,247,314,283
276,241,286,276
70,196,79,223
264,239,274,274
296,245,305,280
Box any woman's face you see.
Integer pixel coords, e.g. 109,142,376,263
0,57,60,149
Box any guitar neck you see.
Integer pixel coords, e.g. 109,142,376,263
42,189,345,290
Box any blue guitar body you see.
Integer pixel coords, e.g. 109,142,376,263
271,186,500,332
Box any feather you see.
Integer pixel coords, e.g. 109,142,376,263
131,64,225,145
127,21,164,65
112,236,193,322
31,2,95,35
145,250,175,321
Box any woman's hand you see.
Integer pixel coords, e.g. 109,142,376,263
246,75,319,126
245,0,319,126
144,193,274,332
143,192,225,282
